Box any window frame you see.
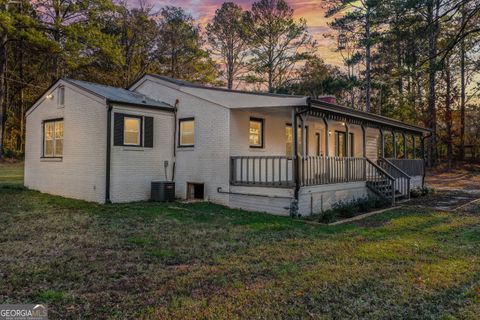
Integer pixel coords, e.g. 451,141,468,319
123,115,143,147
286,123,309,156
42,118,64,158
178,117,195,148
334,131,354,157
249,117,264,149
315,132,321,156
58,86,65,107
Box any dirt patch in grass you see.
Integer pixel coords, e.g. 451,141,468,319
426,162,480,190
406,189,480,211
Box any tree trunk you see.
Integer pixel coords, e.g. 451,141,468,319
459,4,466,160
426,0,438,167
445,58,453,168
365,7,371,113
0,34,7,157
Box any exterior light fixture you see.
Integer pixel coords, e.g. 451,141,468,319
46,93,54,100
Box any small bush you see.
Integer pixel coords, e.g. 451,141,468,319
319,209,337,223
332,200,357,218
411,186,435,198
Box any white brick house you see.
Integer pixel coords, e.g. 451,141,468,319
25,75,429,216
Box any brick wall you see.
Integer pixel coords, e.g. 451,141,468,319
25,81,107,203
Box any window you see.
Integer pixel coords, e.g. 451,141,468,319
315,132,321,156
249,118,264,148
58,86,65,107
286,124,308,156
179,118,195,147
114,113,153,148
335,131,354,157
124,117,141,146
43,119,64,157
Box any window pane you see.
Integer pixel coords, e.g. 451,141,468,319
180,120,194,146
285,125,304,156
58,87,65,106
124,117,140,145
286,126,292,156
45,140,54,156
55,121,64,139
336,132,347,157
55,139,63,156
45,122,54,140
249,120,262,147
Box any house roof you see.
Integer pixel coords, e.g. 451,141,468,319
310,99,430,135
65,79,173,109
145,74,306,98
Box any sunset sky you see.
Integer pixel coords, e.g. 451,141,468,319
136,0,341,66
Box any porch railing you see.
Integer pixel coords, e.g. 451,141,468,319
366,158,396,205
230,156,294,187
385,158,424,176
378,157,411,200
230,155,367,187
299,156,366,186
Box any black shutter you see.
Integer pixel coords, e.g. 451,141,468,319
113,113,124,146
144,116,154,148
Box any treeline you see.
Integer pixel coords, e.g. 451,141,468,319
0,0,479,166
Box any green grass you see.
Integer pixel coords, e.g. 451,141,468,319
0,161,24,185
0,163,479,319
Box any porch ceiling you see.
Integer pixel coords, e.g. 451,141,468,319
308,99,430,136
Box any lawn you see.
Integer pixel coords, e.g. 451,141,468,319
0,163,479,319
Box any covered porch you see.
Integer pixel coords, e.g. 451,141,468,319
229,99,430,208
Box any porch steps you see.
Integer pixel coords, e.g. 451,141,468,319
366,180,407,202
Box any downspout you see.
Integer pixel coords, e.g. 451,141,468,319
420,131,432,188
105,103,112,203
171,99,179,181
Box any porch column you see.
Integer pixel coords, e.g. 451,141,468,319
403,132,407,159
361,125,367,180
380,129,385,158
300,115,306,157
421,135,425,160
291,108,298,184
413,134,417,159
322,117,329,156
392,131,397,159
361,125,366,157
345,121,350,181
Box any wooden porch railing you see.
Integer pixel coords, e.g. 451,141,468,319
378,157,411,200
230,155,367,187
385,158,424,176
230,156,294,187
366,158,396,205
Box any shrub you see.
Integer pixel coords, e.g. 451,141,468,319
319,209,337,223
317,196,390,223
411,186,435,198
332,200,358,218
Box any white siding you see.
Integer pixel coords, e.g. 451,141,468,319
25,82,107,203
109,105,174,203
133,79,231,205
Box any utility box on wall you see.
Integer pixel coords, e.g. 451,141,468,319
151,181,175,202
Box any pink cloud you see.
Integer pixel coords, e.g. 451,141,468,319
128,0,340,66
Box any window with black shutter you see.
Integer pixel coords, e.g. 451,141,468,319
113,113,153,148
